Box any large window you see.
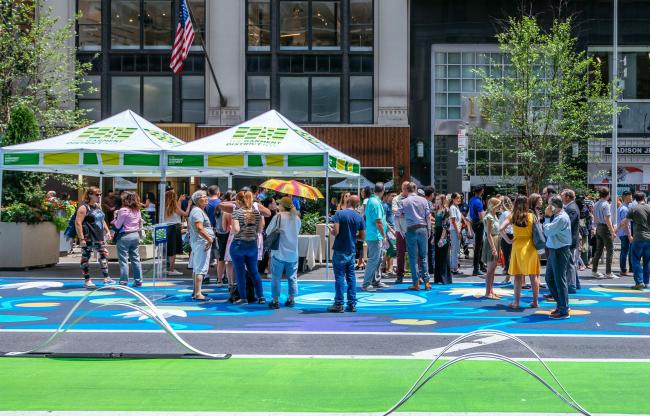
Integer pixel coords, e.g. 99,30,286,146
279,0,340,50
248,0,271,50
78,0,102,51
77,0,205,123
350,0,372,50
246,0,373,123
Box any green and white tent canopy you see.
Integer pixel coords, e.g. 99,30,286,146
166,110,360,178
0,110,184,176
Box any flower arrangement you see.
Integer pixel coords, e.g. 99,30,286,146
1,198,77,231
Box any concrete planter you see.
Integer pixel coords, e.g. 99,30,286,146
107,244,155,261
0,222,60,269
59,231,72,254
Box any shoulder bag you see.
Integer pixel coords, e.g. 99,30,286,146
264,214,282,252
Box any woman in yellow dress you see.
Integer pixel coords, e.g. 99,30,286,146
499,195,541,309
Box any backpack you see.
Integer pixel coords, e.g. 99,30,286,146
63,203,88,240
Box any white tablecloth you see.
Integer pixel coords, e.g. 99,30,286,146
298,235,322,270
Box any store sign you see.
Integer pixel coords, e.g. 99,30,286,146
457,128,467,167
605,146,650,155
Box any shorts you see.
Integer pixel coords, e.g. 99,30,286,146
190,239,211,275
167,223,183,256
216,232,229,261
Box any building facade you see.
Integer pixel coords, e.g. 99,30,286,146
59,0,410,193
410,0,650,193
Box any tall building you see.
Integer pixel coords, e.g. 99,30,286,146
410,0,650,193
56,0,410,193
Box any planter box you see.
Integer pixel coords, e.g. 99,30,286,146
0,222,60,269
107,244,155,261
59,231,72,254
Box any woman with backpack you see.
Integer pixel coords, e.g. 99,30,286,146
112,191,143,286
75,186,114,289
265,196,302,309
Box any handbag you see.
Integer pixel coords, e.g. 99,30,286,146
264,214,282,252
531,214,547,251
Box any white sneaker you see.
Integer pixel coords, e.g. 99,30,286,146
606,273,620,279
103,277,115,285
592,271,605,279
362,285,376,292
167,270,183,276
84,279,97,289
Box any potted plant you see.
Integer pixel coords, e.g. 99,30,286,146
42,198,77,254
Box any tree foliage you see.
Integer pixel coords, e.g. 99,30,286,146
472,15,620,193
0,0,93,136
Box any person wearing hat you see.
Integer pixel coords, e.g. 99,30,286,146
543,196,573,319
264,196,302,309
615,190,633,276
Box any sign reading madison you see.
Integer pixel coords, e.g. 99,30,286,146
605,146,650,155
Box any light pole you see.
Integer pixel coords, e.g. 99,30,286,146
611,0,619,224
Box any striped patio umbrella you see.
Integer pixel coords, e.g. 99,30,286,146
259,179,324,200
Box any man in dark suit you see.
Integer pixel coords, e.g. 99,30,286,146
562,189,581,292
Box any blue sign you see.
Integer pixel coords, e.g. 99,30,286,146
154,225,168,245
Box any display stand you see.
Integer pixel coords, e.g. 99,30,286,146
149,223,169,304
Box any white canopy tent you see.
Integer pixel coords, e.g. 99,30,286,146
331,175,373,190
0,110,186,220
166,110,361,279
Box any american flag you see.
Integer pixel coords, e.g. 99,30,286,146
169,0,195,73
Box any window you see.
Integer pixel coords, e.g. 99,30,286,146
312,2,340,50
143,76,172,121
350,75,372,123
182,75,205,123
248,0,271,50
78,75,102,121
143,0,172,49
350,0,372,50
111,76,141,113
636,52,650,99
247,76,271,119
111,0,140,49
280,77,309,122
188,0,206,50
110,76,172,122
78,0,102,51
280,1,308,49
312,77,340,122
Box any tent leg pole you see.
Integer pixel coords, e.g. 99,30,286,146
228,174,233,191
357,176,360,197
0,169,4,218
99,174,103,195
159,170,167,224
325,171,330,281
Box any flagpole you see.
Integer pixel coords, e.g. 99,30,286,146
185,1,227,108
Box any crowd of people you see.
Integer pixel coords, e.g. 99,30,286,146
71,180,650,318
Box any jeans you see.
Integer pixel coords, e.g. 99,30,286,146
270,256,298,300
395,232,406,277
405,227,430,285
546,246,571,315
630,240,650,285
472,220,485,272
333,251,357,306
592,224,613,274
190,239,211,276
363,240,383,287
450,229,460,270
230,239,264,299
619,235,631,273
117,232,142,282
566,245,581,291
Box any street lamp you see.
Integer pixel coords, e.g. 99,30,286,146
612,0,619,224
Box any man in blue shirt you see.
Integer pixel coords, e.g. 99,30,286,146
468,186,485,275
543,196,573,319
327,195,365,312
205,185,221,272
363,182,388,291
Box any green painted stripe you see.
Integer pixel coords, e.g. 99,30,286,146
3,153,39,165
353,163,360,174
328,156,337,168
123,154,160,166
287,154,324,167
167,154,203,167
83,153,99,165
248,154,263,167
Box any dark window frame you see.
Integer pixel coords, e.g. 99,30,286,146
278,74,342,123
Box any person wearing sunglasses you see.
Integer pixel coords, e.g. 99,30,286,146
75,186,114,289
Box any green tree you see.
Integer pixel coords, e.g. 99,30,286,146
0,0,93,135
472,15,619,194
1,104,48,205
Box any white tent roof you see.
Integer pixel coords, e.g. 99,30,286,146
166,110,360,178
331,175,374,189
0,110,184,176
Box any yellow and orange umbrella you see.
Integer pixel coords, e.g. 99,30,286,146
259,179,324,200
